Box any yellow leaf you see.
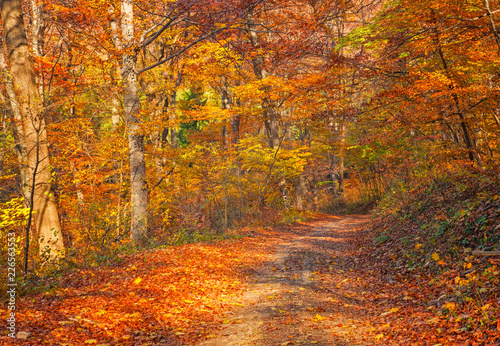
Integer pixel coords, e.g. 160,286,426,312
84,340,97,344
431,253,440,261
374,333,384,340
133,277,142,284
442,302,455,311
415,243,422,250
312,313,327,322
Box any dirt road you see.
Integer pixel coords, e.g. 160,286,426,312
202,215,375,346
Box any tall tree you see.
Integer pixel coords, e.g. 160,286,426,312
1,0,65,258
118,0,149,245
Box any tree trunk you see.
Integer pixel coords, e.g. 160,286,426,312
295,173,306,210
1,0,65,259
0,49,30,202
484,0,500,54
168,73,180,148
431,13,475,162
29,0,44,101
121,0,148,245
246,11,280,149
109,5,122,130
338,118,346,194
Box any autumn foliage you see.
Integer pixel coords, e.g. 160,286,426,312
0,0,499,343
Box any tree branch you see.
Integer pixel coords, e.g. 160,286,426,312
137,26,230,74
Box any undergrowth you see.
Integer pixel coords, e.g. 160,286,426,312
368,166,500,335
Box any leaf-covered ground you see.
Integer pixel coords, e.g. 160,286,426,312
1,229,283,345
2,214,499,345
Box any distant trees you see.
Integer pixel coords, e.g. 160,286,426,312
0,0,499,269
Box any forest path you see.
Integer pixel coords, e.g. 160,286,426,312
202,215,375,346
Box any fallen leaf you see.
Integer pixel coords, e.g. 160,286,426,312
427,317,440,325
58,321,73,326
16,331,30,340
442,302,456,311
312,313,327,322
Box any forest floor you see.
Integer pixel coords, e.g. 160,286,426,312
3,214,499,345
202,214,375,346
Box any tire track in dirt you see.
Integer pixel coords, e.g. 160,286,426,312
201,215,374,346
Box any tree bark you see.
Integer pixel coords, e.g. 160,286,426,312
0,48,30,202
168,72,180,148
431,12,475,162
120,0,148,246
1,0,65,259
246,11,280,149
29,0,44,101
338,118,346,194
221,79,241,145
108,5,122,130
484,0,500,54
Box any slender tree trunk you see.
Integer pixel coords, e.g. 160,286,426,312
120,0,148,245
111,95,121,129
431,14,475,162
338,118,346,194
221,80,241,145
231,83,242,144
1,0,65,259
230,112,241,144
168,72,180,148
484,0,500,54
109,5,122,130
221,81,231,148
295,173,306,210
246,11,279,149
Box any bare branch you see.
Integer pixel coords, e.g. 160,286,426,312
140,7,182,47
137,26,230,74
